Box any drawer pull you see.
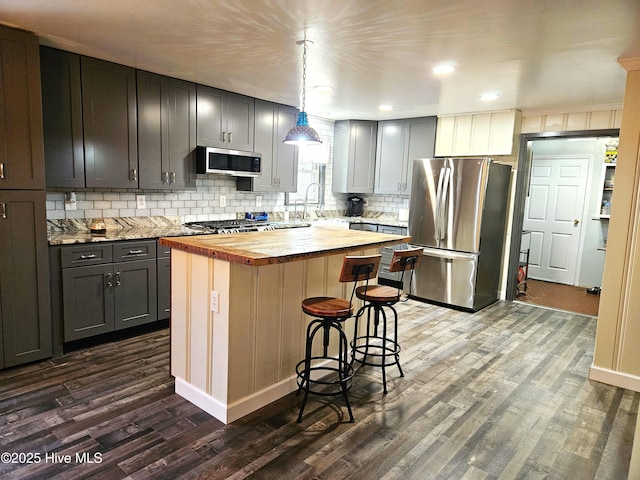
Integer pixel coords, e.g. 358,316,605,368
80,253,97,260
0,202,6,219
0,162,4,179
127,249,144,255
106,272,113,288
116,272,121,286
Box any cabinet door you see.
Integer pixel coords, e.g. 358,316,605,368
348,121,377,193
82,57,138,188
375,120,406,194
196,84,225,148
157,256,171,320
113,259,157,330
168,78,197,189
252,100,277,192
0,190,51,366
404,117,436,194
137,70,169,190
41,47,85,189
62,263,114,341
274,105,299,192
225,92,255,151
0,26,45,190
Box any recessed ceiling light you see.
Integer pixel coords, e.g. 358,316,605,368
314,85,334,93
433,63,456,75
378,105,393,111
480,92,500,101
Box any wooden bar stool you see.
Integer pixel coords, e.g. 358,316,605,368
296,254,382,423
350,247,422,393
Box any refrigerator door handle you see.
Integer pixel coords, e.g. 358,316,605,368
435,167,447,243
420,246,478,261
439,167,451,241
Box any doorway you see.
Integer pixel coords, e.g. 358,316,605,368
506,130,620,316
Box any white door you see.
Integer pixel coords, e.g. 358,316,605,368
523,155,591,285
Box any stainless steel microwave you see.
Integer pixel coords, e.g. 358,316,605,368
196,146,261,177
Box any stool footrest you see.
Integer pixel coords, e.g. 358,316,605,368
296,357,354,396
351,336,402,367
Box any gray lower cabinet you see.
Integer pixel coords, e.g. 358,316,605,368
349,222,408,282
59,240,158,342
0,190,52,368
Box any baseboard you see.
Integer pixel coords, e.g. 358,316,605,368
175,376,298,425
589,365,640,392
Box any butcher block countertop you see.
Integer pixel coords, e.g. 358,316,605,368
160,226,410,266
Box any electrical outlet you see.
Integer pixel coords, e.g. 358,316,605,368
210,290,219,313
403,199,410,209
256,196,262,207
136,194,146,209
219,195,226,208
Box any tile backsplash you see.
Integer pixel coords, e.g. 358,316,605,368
45,116,410,222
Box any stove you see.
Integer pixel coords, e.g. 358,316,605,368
183,219,276,234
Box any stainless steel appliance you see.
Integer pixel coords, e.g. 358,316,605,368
407,157,511,311
196,146,261,177
183,219,276,234
347,196,364,216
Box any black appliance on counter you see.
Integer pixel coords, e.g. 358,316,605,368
183,219,276,234
347,196,364,217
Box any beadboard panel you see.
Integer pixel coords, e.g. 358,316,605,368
521,109,622,133
170,246,378,423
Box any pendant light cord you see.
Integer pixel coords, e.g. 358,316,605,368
301,39,308,112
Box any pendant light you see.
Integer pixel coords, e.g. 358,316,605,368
283,39,322,146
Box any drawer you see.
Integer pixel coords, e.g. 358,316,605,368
157,240,171,258
113,240,157,262
378,225,407,235
61,244,113,268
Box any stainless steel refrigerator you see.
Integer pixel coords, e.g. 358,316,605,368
407,158,511,311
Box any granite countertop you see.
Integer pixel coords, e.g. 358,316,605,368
159,227,410,266
47,216,203,245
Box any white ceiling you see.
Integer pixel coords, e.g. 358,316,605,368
1,0,639,121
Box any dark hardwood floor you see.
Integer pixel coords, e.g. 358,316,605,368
0,300,637,479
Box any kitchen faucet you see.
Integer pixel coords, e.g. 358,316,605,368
303,183,322,220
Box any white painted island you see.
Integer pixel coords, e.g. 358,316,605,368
159,226,409,423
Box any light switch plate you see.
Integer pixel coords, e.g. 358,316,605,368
220,195,226,208
210,290,219,313
136,194,146,209
256,196,262,207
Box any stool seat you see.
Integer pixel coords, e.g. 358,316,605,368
356,284,401,303
302,297,353,318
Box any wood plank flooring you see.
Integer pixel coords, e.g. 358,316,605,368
0,300,637,479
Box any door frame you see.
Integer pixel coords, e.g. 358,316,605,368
505,128,619,301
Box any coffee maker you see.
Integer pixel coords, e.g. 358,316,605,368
346,196,364,217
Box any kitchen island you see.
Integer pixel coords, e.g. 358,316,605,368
159,227,410,423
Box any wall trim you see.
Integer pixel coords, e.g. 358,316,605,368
520,104,623,117
589,364,640,392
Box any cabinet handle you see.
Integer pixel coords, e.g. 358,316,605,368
127,249,144,255
116,272,121,286
0,162,4,179
222,132,227,142
228,132,232,143
163,171,169,183
0,203,5,219
170,172,176,183
106,272,113,288
80,253,97,260
131,169,138,181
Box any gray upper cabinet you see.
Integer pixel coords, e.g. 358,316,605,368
82,57,138,188
41,47,85,189
238,100,298,192
332,120,377,194
375,117,436,195
137,71,196,190
196,85,255,152
0,26,45,190
0,190,51,368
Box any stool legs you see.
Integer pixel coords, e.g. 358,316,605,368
296,317,355,423
351,303,404,393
